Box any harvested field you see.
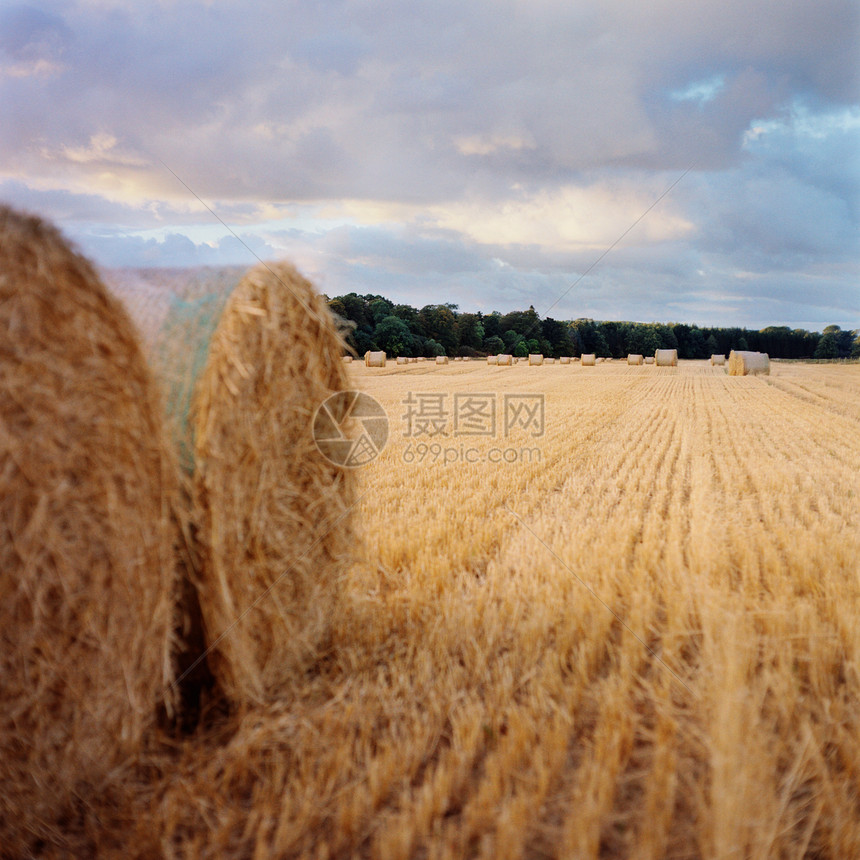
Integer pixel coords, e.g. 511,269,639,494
141,359,860,859
8,345,860,858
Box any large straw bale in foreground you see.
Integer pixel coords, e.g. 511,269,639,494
192,262,355,707
0,206,178,853
628,354,644,365
655,348,678,366
581,353,596,366
728,350,770,376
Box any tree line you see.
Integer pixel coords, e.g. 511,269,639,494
326,293,860,360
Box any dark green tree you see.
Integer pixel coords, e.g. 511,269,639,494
814,332,839,359
484,335,505,355
423,338,445,357
705,333,719,356
374,315,414,356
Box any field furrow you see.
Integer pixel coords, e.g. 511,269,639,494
147,360,860,859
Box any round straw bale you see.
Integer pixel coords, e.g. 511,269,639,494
710,354,726,365
728,350,770,376
417,356,426,361
365,350,386,367
191,262,355,707
436,355,449,364
654,348,678,366
559,356,571,364
644,355,655,364
342,355,354,363
627,354,644,365
0,206,179,853
487,355,499,365
581,353,596,366
545,357,556,364
396,356,409,365
528,353,544,366
497,353,513,366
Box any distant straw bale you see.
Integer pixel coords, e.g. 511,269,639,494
560,356,571,364
343,355,354,363
710,354,726,365
528,354,544,366
487,355,499,365
191,262,356,707
545,357,556,364
365,350,386,367
581,354,596,366
644,356,655,364
0,205,179,855
497,354,513,366
396,356,409,365
628,354,644,365
655,349,678,366
728,350,770,376
436,355,449,364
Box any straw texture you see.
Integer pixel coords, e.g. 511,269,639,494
0,205,179,855
728,350,770,376
191,262,356,708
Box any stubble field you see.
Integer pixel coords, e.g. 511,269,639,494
151,359,860,859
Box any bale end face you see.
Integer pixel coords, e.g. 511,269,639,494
192,261,356,707
0,204,179,853
728,350,770,376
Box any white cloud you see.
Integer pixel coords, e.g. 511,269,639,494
670,74,726,105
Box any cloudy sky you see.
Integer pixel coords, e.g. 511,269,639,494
2,0,858,329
